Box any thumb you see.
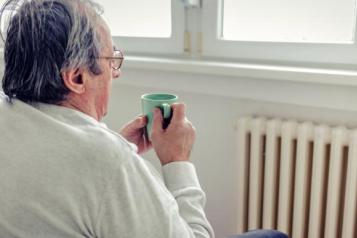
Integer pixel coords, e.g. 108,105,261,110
151,108,163,133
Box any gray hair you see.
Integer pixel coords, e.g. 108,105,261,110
0,0,105,103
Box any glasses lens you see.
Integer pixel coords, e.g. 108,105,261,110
113,50,123,69
114,50,123,58
114,58,122,69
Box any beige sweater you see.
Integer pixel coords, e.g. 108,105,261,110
0,92,214,238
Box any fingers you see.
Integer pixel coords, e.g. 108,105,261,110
135,115,147,127
171,103,186,123
152,108,164,133
152,103,187,134
124,116,146,131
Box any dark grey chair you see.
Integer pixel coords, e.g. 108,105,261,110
228,229,288,238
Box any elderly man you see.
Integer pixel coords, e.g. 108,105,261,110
0,0,214,237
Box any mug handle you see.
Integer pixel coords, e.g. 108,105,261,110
161,103,171,119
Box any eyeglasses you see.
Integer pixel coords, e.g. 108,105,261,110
98,49,124,70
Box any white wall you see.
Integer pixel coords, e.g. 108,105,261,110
103,68,357,238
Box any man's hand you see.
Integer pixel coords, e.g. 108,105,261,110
151,103,196,165
119,115,152,154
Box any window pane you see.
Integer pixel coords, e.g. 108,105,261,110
101,0,171,38
222,0,357,43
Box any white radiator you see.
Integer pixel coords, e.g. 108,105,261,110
236,117,357,238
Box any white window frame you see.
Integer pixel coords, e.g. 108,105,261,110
112,0,185,55
201,0,357,67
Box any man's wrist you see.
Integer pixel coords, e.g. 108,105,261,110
160,156,189,166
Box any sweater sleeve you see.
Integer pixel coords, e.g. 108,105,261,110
162,162,215,238
94,151,215,238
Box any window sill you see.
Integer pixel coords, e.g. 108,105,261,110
0,47,355,86
124,55,357,86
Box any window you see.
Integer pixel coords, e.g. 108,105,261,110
221,0,356,44
101,0,171,38
103,0,357,66
102,0,185,55
201,0,357,66
1,0,357,67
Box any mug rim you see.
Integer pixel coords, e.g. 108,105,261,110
141,93,178,101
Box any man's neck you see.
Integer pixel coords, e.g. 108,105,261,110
60,96,100,121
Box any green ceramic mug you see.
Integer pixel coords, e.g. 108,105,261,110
141,93,178,140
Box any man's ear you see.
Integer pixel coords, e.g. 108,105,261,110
61,68,86,94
